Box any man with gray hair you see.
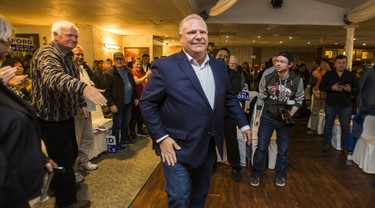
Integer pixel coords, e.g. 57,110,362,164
32,20,106,208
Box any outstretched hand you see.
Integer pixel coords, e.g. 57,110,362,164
83,86,107,106
159,137,181,166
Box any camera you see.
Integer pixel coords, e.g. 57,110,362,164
279,108,295,126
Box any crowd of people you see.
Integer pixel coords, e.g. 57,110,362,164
1,12,374,208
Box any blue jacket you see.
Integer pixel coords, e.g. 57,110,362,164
140,51,248,168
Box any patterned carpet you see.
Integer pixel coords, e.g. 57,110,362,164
39,137,160,208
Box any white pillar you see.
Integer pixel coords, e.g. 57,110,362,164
344,25,358,71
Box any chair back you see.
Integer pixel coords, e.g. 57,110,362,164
362,115,375,136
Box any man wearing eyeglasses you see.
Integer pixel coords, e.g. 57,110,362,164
251,51,304,187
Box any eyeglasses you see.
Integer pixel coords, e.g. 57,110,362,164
275,60,289,64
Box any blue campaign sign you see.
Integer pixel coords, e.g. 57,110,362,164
238,91,250,101
106,136,117,153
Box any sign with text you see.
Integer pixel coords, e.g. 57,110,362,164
11,37,34,52
106,135,117,153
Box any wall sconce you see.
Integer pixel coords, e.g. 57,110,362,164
104,43,120,50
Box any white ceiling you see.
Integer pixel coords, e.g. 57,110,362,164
0,0,374,48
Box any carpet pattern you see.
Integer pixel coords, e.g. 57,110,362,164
39,137,160,208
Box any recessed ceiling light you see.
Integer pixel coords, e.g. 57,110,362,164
225,40,228,42
226,35,229,38
253,40,255,42
165,35,168,37
307,42,310,44
363,43,366,46
257,36,261,38
289,36,292,39
280,41,283,44
334,43,338,45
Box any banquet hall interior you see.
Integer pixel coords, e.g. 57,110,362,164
1,0,375,207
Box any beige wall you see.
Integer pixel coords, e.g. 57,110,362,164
122,35,153,62
163,45,182,56
13,25,120,66
92,27,122,64
13,25,50,48
15,25,318,69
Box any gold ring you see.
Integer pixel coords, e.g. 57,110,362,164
0,71,6,76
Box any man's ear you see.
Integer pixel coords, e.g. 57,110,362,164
53,32,59,39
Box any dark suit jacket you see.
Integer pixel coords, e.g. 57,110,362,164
140,51,248,168
0,83,45,207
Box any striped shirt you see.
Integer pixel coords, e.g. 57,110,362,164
31,41,87,121
118,69,132,104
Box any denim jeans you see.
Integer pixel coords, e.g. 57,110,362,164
252,116,291,178
162,138,216,208
112,103,132,144
324,104,352,150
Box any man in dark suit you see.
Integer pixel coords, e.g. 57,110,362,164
140,14,252,208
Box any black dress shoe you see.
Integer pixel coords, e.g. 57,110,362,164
129,132,138,140
121,140,135,144
116,144,128,150
232,169,241,182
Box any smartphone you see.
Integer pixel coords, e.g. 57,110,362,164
53,166,66,174
341,82,349,85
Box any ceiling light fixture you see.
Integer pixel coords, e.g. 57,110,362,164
104,43,120,50
209,0,239,16
363,43,366,46
289,36,292,39
307,42,310,45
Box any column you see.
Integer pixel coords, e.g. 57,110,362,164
344,25,358,71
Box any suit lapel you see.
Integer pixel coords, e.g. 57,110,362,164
176,51,211,108
210,58,222,112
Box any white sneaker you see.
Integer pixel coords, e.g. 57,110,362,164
75,171,85,183
82,161,98,171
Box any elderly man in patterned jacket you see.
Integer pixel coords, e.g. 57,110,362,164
32,20,106,208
